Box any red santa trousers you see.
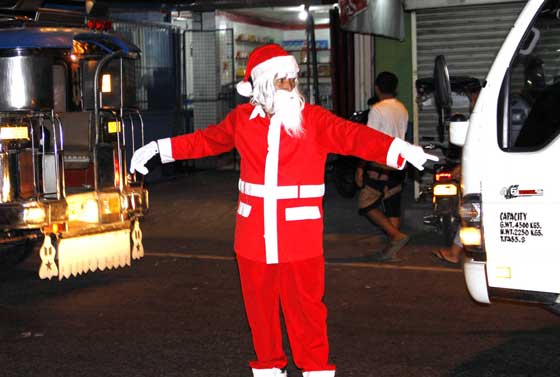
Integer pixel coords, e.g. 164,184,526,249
237,255,336,373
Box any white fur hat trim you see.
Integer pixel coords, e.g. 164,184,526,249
251,55,299,82
236,55,299,97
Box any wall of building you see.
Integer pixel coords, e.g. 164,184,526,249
405,0,520,10
215,13,332,108
374,12,413,117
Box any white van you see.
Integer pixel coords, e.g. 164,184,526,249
447,0,560,311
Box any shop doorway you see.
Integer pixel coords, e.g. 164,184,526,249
183,28,237,169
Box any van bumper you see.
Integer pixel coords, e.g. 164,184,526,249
464,258,560,306
464,258,491,304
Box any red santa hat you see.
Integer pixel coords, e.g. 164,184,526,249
236,43,299,97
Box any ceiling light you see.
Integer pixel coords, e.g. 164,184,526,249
298,5,308,21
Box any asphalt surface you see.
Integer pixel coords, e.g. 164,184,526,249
1,169,559,377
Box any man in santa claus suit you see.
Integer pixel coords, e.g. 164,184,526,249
130,44,436,377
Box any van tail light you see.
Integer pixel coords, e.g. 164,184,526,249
459,193,485,260
460,227,481,246
459,194,481,226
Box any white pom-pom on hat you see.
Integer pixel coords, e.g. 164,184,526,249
236,80,253,97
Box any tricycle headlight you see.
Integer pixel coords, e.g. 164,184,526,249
0,126,29,141
23,207,46,224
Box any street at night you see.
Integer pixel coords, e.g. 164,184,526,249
0,1,557,376
1,170,558,377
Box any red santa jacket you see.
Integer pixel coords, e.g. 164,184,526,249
158,103,403,264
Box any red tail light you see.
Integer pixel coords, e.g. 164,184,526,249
114,150,121,189
435,172,453,182
87,19,113,31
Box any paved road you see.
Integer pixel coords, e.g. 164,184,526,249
1,170,558,377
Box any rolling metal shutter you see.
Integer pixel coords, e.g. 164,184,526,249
414,2,525,144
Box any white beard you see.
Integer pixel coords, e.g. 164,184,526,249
272,89,304,137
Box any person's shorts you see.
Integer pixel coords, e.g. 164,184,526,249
358,183,402,217
382,189,402,217
358,185,384,215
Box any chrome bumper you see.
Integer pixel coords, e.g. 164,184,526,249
125,186,149,217
0,186,147,231
0,199,66,229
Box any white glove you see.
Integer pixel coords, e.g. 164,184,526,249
129,141,159,175
399,140,439,171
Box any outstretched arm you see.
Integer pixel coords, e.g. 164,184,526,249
312,106,437,170
130,110,237,175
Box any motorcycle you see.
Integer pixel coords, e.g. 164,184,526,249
422,142,462,246
416,61,481,246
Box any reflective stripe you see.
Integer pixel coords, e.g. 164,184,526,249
263,116,282,264
237,202,252,217
238,179,325,199
285,206,321,221
299,184,325,198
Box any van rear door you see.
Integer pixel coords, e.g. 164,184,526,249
481,1,560,295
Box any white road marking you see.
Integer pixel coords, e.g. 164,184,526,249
145,252,462,273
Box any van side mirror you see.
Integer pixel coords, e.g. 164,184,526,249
449,113,468,146
433,55,453,142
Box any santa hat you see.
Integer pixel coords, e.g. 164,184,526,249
236,43,299,97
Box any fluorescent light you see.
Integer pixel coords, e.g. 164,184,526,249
298,4,308,21
101,74,111,93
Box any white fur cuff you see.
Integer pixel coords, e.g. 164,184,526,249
386,137,406,170
302,371,335,377
157,138,174,163
252,367,287,377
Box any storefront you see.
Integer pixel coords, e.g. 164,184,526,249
407,0,525,195
410,1,525,144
